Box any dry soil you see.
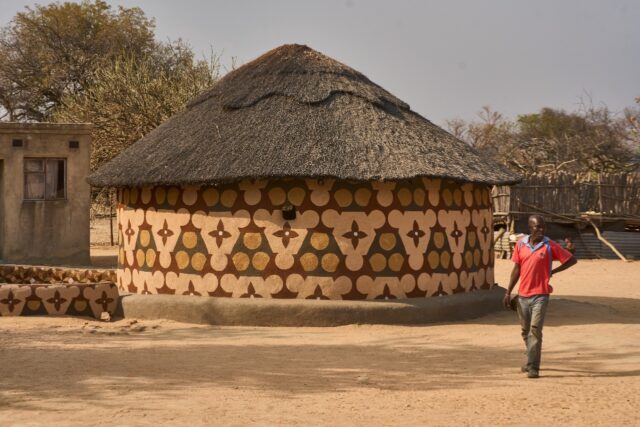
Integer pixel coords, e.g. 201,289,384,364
1,259,638,426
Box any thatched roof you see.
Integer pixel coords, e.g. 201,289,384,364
89,44,520,187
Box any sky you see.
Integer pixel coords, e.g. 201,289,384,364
1,0,639,126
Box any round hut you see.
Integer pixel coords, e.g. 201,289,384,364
89,44,519,300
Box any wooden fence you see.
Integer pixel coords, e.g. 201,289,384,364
493,172,640,219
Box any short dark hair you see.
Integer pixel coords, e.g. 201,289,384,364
528,214,545,224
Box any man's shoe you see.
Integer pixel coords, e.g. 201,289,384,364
527,369,539,378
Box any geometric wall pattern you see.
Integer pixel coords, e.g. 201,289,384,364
116,178,495,300
0,282,119,318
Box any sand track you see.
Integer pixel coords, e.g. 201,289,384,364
1,259,638,426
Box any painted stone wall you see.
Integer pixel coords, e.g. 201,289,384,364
0,283,119,318
116,178,495,300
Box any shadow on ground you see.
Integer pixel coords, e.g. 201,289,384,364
467,295,640,326
0,317,638,412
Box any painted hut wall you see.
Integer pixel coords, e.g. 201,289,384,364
115,178,495,299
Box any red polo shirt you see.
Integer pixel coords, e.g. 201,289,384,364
512,236,573,297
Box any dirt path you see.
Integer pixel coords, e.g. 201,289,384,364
1,259,638,426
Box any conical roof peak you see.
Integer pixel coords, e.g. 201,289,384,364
89,44,520,187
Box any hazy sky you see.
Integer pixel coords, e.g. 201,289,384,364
2,0,639,126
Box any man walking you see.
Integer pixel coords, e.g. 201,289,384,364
503,215,577,378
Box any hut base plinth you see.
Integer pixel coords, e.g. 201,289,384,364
119,287,505,326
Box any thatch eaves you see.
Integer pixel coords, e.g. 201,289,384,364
89,44,521,187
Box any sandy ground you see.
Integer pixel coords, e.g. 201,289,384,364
1,259,639,426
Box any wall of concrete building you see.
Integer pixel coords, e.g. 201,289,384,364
0,123,92,266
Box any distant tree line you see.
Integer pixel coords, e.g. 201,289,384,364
0,0,220,176
446,99,640,175
1,1,637,183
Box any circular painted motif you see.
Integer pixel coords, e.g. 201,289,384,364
397,188,412,206
482,188,490,206
464,187,474,207
442,189,453,207
334,188,353,207
220,190,237,208
369,253,387,272
182,187,198,206
155,187,166,205
243,188,261,205
74,299,87,312
300,253,319,272
474,188,483,206
388,253,404,272
141,187,152,204
252,252,270,271
232,252,250,271
203,188,219,206
473,249,482,267
139,230,151,247
191,252,207,271
182,231,198,249
433,232,445,249
287,187,306,206
243,233,262,250
354,188,372,207
27,300,41,311
321,253,340,272
146,249,156,267
379,233,397,251
268,187,286,206
175,250,190,270
167,187,180,206
453,189,462,206
427,251,440,269
136,249,145,267
440,251,451,269
130,187,139,204
310,232,329,250
467,230,477,247
464,251,474,268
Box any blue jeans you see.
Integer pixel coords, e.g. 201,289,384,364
517,295,550,372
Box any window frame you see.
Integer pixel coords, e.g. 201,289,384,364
23,157,67,201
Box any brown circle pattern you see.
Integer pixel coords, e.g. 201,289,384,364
115,178,496,300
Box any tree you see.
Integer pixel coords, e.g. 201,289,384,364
0,0,156,121
447,103,638,175
517,106,635,173
52,42,220,173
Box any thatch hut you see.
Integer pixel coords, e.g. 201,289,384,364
90,44,519,300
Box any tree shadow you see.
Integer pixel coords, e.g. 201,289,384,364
0,320,638,412
468,295,640,326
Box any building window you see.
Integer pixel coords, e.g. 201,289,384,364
24,158,66,200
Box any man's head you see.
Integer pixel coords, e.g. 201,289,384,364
528,215,545,242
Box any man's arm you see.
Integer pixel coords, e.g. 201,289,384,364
551,256,577,275
503,263,520,309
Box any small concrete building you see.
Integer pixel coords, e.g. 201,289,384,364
90,45,520,299
0,122,91,266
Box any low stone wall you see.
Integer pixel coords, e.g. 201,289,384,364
0,264,115,285
0,264,118,319
0,282,119,318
